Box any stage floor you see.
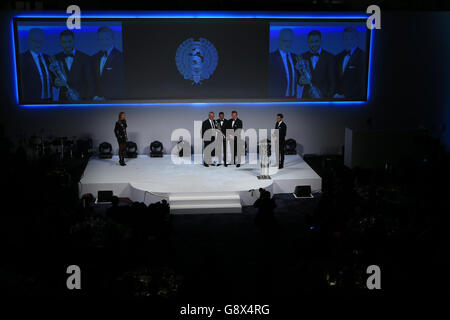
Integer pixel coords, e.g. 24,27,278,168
79,154,321,207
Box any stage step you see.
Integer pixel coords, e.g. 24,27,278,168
169,192,242,214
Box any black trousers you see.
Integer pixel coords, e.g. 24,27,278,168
232,138,243,165
222,138,227,164
203,139,216,164
279,139,285,166
118,141,126,162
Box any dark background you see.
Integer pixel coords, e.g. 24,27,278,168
124,20,269,99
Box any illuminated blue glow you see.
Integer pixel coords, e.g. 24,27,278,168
19,101,366,108
367,27,374,101
11,19,19,105
11,11,373,107
14,11,369,19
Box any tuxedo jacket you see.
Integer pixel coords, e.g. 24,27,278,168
227,118,243,132
275,121,287,142
300,49,337,99
19,50,52,102
268,50,300,98
92,48,125,99
335,47,366,99
216,118,228,136
54,50,94,100
201,119,217,143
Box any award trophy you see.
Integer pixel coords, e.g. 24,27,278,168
48,55,81,101
295,55,322,99
214,120,226,139
257,140,271,180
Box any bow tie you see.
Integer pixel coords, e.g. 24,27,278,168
64,53,74,58
101,51,108,57
310,52,320,57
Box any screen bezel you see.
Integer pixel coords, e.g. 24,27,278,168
12,13,373,107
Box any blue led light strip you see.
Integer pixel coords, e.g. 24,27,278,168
11,11,373,107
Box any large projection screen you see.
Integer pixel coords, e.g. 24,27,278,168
12,13,372,105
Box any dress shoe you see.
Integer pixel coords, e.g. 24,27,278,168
236,164,240,168
224,164,228,167
278,165,283,169
203,162,209,167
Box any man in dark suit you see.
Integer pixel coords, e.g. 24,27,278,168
274,113,287,169
19,28,52,102
268,28,299,98
334,27,366,100
201,111,217,167
216,112,228,167
92,26,125,100
299,30,336,99
227,110,243,167
53,30,94,101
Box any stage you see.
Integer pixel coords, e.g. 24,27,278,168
79,154,322,214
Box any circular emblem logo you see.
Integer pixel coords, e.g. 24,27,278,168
175,38,219,85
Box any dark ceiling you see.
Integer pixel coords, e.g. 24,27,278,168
1,0,449,11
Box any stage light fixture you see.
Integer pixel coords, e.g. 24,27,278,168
285,138,297,155
99,142,113,159
150,140,164,157
294,185,313,198
126,141,138,158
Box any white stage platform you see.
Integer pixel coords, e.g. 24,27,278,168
79,154,321,214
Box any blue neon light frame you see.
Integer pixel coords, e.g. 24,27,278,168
11,11,374,108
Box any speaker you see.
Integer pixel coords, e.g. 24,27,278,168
97,190,113,203
293,185,312,198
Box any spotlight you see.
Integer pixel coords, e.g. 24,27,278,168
126,141,138,158
99,142,113,159
285,138,297,155
150,140,163,157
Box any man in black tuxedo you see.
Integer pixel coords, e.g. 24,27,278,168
92,27,125,100
227,110,243,167
216,112,228,167
334,27,366,100
274,113,287,169
201,111,217,167
19,28,52,102
299,30,336,99
268,28,299,98
53,30,94,101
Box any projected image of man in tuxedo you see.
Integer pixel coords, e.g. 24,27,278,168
268,28,299,98
53,30,94,101
92,27,125,100
19,28,52,101
334,27,366,100
299,30,336,99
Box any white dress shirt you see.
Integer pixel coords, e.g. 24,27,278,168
342,46,357,73
310,48,322,70
100,47,113,76
279,49,296,97
65,49,76,71
30,50,51,99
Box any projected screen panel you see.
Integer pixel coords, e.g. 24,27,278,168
13,16,371,105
